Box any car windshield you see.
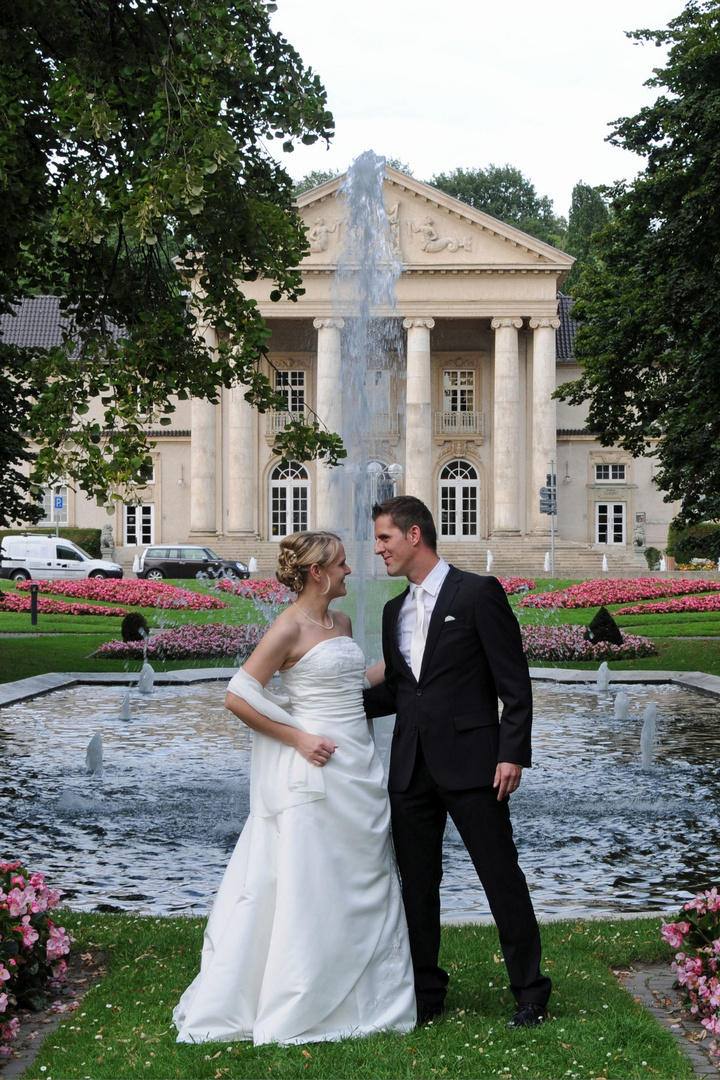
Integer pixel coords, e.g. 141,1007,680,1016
203,548,220,559
74,545,93,560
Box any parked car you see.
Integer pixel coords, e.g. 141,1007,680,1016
0,535,124,581
135,545,250,581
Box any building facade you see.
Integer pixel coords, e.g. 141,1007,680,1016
5,169,678,574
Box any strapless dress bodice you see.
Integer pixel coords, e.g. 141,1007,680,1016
280,637,366,722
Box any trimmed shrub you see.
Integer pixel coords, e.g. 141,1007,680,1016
121,611,150,642
644,546,661,570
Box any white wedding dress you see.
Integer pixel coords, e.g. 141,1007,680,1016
173,636,416,1046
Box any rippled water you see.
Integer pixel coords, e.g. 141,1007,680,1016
2,680,718,918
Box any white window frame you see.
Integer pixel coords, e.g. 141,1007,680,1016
124,503,155,546
443,369,475,413
270,462,309,539
38,483,69,525
439,460,479,539
596,502,626,545
595,463,626,483
275,369,306,413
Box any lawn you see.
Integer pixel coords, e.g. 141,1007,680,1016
22,912,692,1080
2,576,720,682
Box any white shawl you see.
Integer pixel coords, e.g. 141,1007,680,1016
227,667,326,817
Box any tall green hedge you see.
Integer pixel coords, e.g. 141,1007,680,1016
666,521,720,563
0,528,102,559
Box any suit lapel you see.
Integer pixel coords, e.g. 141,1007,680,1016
386,586,411,673
419,566,462,678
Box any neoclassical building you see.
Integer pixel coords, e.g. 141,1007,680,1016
5,168,677,574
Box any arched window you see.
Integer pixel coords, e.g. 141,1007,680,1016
270,462,309,539
439,460,479,538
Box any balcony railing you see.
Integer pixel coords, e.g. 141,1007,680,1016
367,412,399,437
434,411,484,436
265,410,309,435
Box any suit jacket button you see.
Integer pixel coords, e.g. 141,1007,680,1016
416,688,422,696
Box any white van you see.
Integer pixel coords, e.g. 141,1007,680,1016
0,535,124,582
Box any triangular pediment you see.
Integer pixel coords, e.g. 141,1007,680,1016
296,166,573,274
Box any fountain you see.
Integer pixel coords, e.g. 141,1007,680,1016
596,661,610,693
602,554,609,572
486,549,493,573
2,677,719,917
640,702,658,770
120,690,131,721
84,733,103,777
137,662,155,695
613,690,630,720
544,551,550,573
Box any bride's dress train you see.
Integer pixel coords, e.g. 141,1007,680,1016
173,636,416,1045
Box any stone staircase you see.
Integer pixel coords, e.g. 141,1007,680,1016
116,534,651,580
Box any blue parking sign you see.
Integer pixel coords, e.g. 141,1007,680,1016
54,496,64,509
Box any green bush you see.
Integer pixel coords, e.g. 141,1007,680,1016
644,545,661,570
667,520,720,563
0,527,102,559
121,611,150,642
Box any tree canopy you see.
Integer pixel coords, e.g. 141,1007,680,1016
0,0,339,526
292,157,414,197
561,182,610,294
557,1,720,524
429,164,567,248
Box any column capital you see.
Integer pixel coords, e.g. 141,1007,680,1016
491,317,524,330
529,317,561,330
313,317,345,330
403,317,435,330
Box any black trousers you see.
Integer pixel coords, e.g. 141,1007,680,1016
390,742,551,1008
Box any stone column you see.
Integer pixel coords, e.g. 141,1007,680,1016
190,325,218,535
491,317,523,534
313,318,344,529
529,317,561,534
227,384,256,534
403,318,434,509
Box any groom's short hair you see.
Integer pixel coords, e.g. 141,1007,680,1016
372,496,437,552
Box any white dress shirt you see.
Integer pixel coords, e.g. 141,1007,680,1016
398,558,450,668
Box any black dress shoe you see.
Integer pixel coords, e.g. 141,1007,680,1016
506,1002,547,1028
417,1000,445,1025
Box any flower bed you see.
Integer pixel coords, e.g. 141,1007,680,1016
0,593,129,617
0,861,73,1055
92,621,265,660
661,888,720,1062
520,623,658,661
616,593,720,616
216,578,294,605
14,578,228,610
497,577,536,595
520,576,720,609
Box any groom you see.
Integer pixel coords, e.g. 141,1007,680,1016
364,495,551,1028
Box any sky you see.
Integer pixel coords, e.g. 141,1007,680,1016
270,0,684,218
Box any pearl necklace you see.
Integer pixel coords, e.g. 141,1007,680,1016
295,604,334,630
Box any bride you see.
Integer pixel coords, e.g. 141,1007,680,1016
173,531,416,1046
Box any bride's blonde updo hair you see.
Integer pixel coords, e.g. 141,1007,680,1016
276,532,342,595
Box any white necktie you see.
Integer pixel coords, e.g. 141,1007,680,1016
410,585,427,679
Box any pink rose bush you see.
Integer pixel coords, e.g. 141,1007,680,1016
497,577,536,595
661,887,720,1061
520,623,658,662
92,621,265,660
14,578,228,611
0,861,73,1054
520,576,720,609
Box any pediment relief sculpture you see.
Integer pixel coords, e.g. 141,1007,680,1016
308,217,338,253
409,216,472,254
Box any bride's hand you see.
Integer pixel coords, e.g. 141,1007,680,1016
295,733,339,767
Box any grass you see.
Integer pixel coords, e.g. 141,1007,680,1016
4,576,720,682
23,913,692,1080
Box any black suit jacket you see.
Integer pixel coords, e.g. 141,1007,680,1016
364,565,532,792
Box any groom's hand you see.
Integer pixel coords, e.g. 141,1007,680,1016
493,762,522,801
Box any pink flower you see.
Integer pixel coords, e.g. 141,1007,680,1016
6,887,29,917
661,921,690,949
14,915,39,948
9,876,24,888
0,965,9,984
702,1016,720,1036
0,993,7,1014
46,925,72,961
